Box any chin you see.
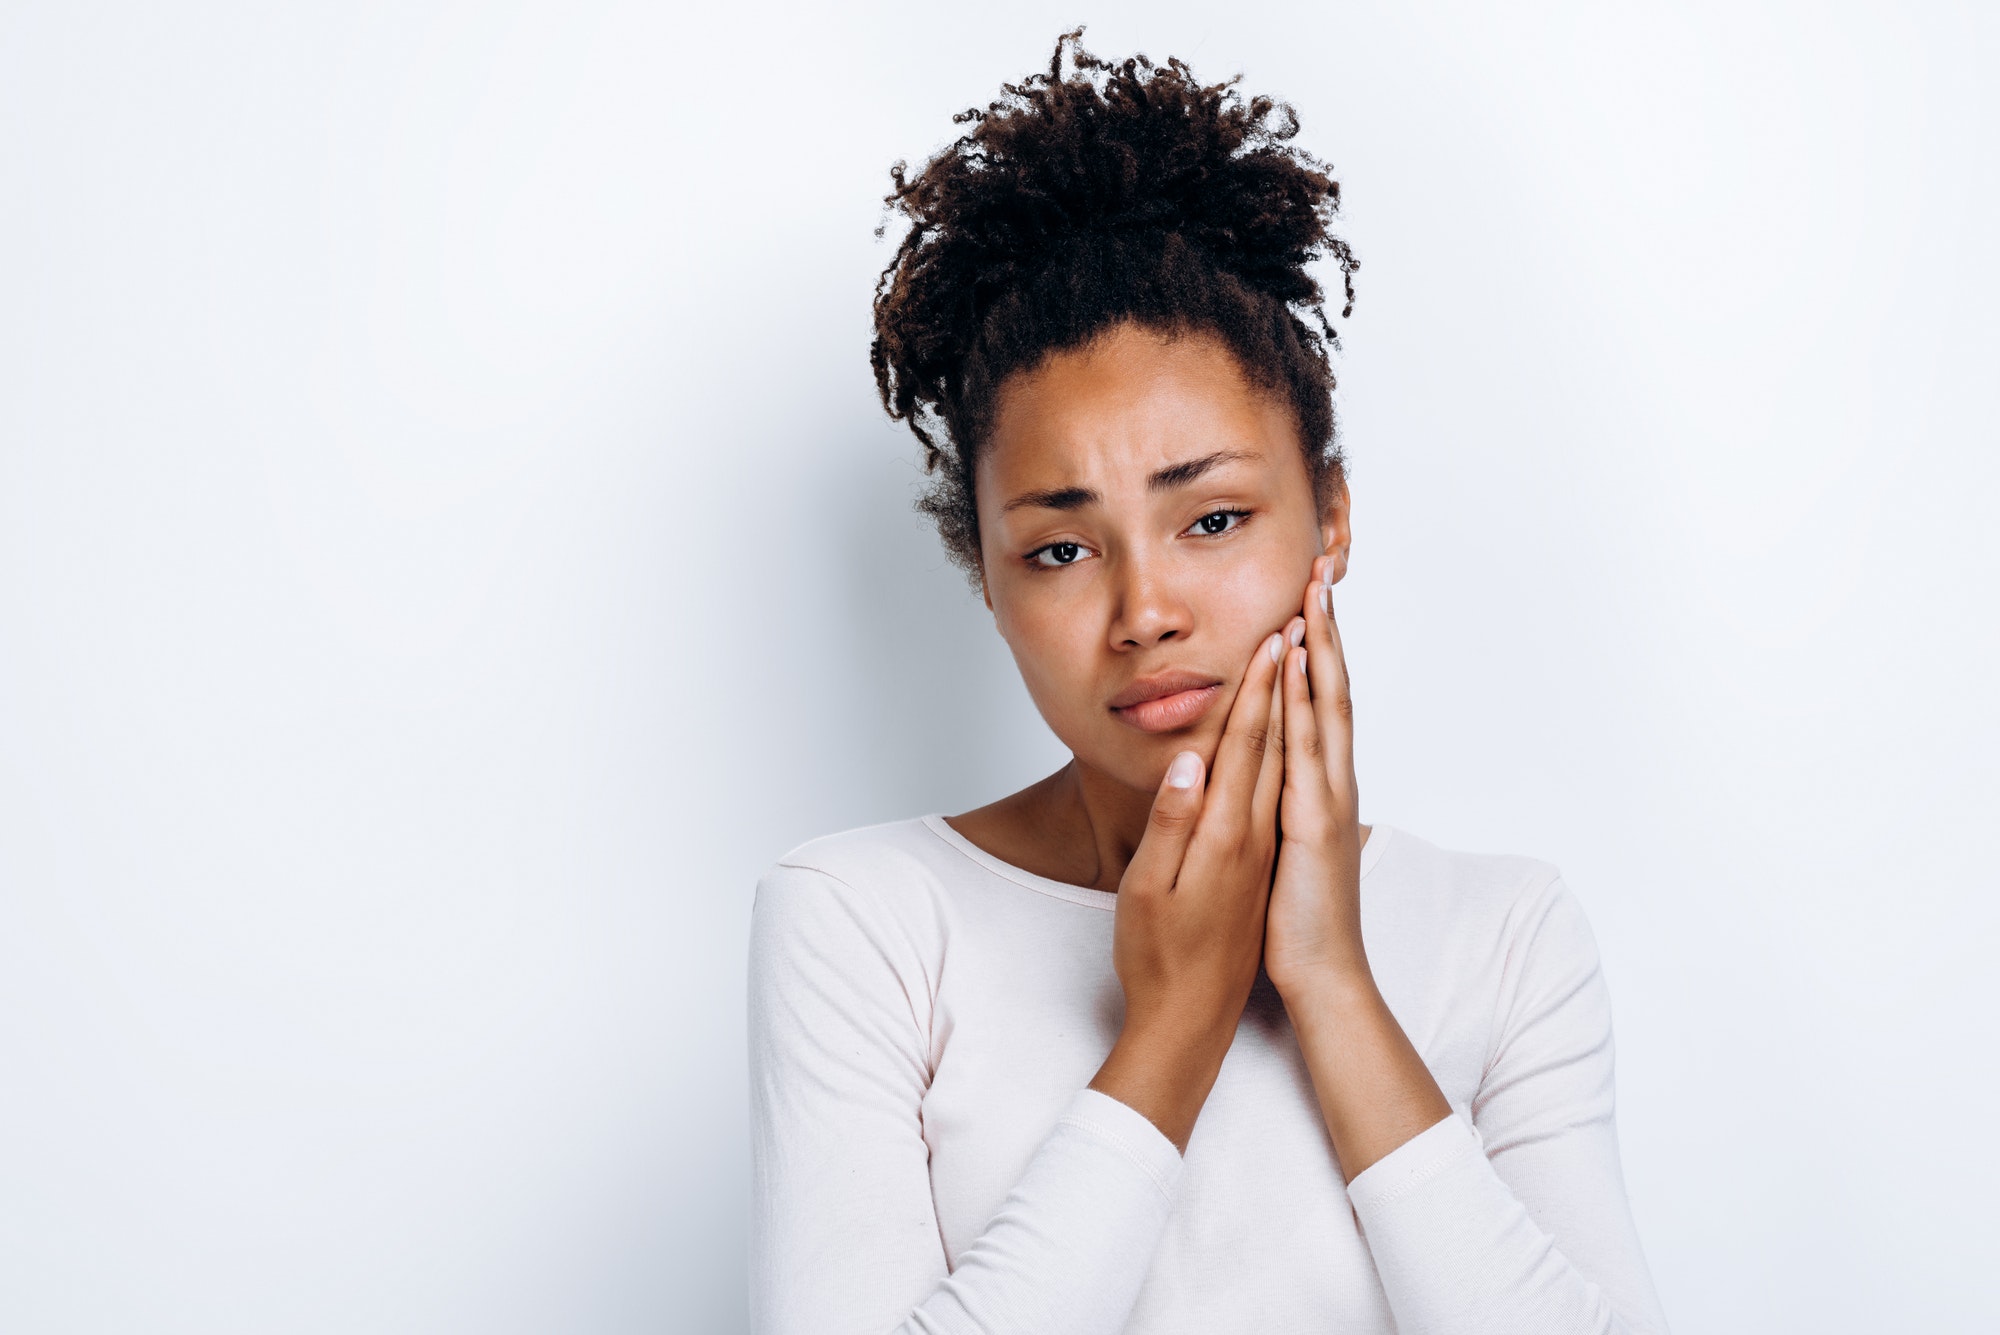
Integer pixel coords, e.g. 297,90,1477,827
1104,723,1225,792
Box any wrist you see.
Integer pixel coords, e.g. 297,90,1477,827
1272,959,1380,1016
1090,1013,1235,1153
1118,999,1240,1062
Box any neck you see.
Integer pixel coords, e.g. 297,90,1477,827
1046,757,1156,893
940,757,1159,892
946,757,1373,894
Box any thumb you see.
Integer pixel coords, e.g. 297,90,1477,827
1120,750,1205,895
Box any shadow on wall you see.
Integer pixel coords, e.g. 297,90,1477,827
819,440,1067,826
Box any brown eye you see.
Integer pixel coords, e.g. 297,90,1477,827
1188,509,1249,537
1029,540,1092,568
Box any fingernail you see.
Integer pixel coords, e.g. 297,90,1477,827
1317,584,1332,614
1267,633,1284,664
1297,647,1308,673
1288,619,1305,647
1322,556,1339,587
1167,751,1201,788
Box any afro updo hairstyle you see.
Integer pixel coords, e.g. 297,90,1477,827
870,28,1359,591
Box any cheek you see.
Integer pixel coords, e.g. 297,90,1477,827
995,598,1099,714
1209,536,1308,638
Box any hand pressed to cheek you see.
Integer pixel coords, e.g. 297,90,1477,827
1263,556,1455,1186
1090,621,1293,1125
1262,566,1370,992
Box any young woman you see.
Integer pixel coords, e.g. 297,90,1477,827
747,31,1670,1335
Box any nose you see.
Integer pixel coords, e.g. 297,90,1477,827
1108,554,1193,650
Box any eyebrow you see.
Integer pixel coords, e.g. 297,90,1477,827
1000,449,1258,514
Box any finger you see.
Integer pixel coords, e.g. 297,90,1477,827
1121,749,1207,894
1251,626,1293,838
1280,642,1335,840
1306,577,1358,816
1206,628,1284,820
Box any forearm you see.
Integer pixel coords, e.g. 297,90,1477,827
1281,970,1453,1181
1089,1013,1237,1154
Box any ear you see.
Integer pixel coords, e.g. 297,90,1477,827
979,565,992,611
1318,475,1353,584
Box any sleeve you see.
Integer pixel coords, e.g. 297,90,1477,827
746,859,1185,1335
1342,873,1672,1335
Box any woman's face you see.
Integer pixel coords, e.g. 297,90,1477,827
976,321,1349,794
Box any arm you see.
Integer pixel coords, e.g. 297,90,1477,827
1320,874,1671,1335
747,860,1183,1335
1265,557,1670,1334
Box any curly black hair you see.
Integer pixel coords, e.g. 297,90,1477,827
871,28,1358,589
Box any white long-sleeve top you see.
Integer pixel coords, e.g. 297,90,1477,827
746,814,1671,1335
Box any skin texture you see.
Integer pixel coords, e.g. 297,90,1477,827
945,321,1452,1170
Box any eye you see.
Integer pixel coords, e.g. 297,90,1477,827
1027,539,1094,569
1186,508,1251,538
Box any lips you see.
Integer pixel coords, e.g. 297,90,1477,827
1109,670,1226,734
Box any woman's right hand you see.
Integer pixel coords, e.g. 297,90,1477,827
1088,628,1289,1153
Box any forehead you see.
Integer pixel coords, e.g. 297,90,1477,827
979,325,1296,496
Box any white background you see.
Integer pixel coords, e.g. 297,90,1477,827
3,2,1994,1331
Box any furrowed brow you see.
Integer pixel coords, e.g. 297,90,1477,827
999,450,1257,514
1001,485,1100,514
1148,449,1257,492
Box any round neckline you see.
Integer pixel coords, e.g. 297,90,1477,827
920,812,1396,911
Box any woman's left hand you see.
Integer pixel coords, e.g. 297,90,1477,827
1263,554,1371,998
1263,555,1454,1179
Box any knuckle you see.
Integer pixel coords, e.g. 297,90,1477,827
1119,862,1170,898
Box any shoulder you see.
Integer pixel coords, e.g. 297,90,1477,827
750,815,960,954
766,814,945,883
1371,823,1567,926
747,819,958,1057
1369,826,1615,1069
758,815,951,906
1369,823,1601,974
